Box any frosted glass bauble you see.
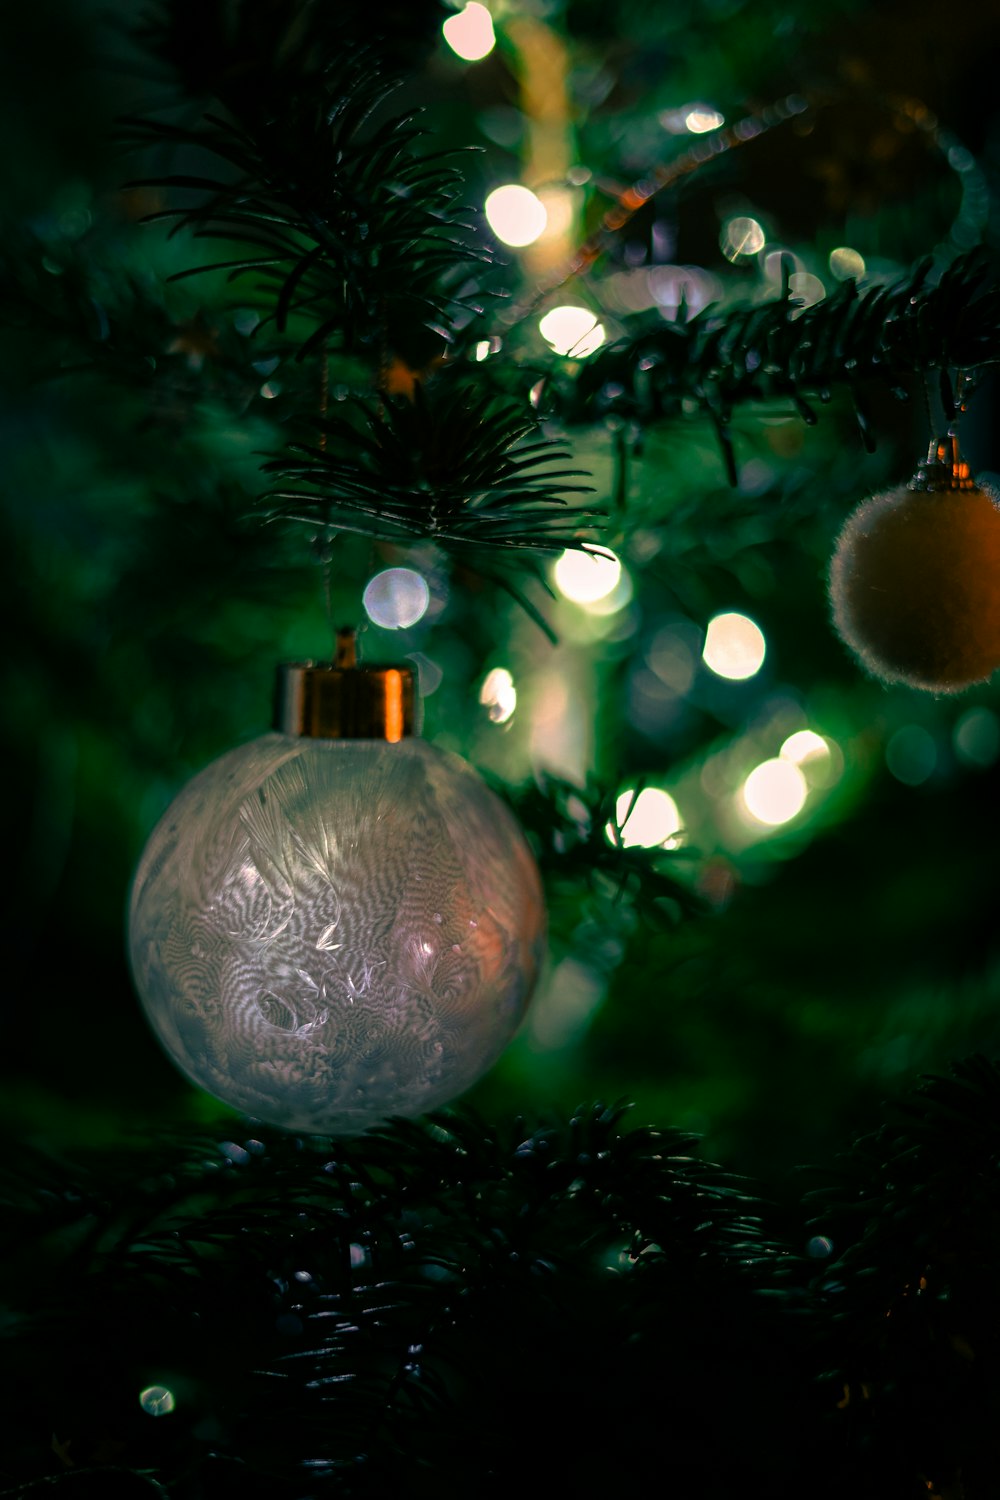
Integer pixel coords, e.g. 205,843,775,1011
128,735,545,1134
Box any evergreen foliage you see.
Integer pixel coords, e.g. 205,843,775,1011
2,0,1000,1493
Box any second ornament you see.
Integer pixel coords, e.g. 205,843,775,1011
829,434,1000,693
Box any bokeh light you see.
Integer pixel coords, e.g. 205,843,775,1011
721,216,765,261
538,305,606,357
553,548,621,605
140,1385,176,1417
474,340,491,361
886,725,936,786
780,730,829,765
479,666,517,723
362,567,430,629
788,271,826,308
685,104,725,133
702,612,766,681
741,759,807,826
606,787,683,849
953,706,1000,768
484,185,547,247
537,185,575,241
442,2,496,62
829,246,866,281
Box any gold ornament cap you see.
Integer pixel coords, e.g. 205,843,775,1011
274,628,415,742
909,433,976,493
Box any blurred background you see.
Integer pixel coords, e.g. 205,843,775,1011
3,0,1000,1194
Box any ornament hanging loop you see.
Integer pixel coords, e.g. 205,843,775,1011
274,630,415,742
909,432,975,493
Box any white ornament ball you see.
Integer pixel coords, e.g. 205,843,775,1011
829,478,1000,693
128,735,545,1134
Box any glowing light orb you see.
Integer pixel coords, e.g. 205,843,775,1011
140,1386,176,1417
829,246,866,281
954,706,1000,768
363,568,430,630
442,2,496,62
885,725,936,786
685,105,725,133
721,216,765,261
553,548,621,605
741,759,807,826
480,667,517,723
780,730,829,765
702,612,766,681
538,305,606,357
788,271,826,308
606,787,683,849
484,185,547,248
474,340,491,361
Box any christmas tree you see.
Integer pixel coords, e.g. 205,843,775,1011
3,0,1000,1494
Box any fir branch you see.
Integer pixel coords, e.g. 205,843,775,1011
121,35,491,358
558,251,1000,461
807,1056,1000,1500
0,1111,796,1497
505,773,703,930
260,379,599,556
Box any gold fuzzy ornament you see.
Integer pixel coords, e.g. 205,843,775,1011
829,435,1000,693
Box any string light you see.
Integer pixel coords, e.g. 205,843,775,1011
538,305,605,357
684,104,725,133
442,2,496,62
484,185,547,247
139,1386,176,1416
479,667,517,723
702,613,766,681
741,759,807,826
721,216,765,260
362,568,430,629
829,246,866,280
780,730,829,765
606,787,683,849
553,548,621,605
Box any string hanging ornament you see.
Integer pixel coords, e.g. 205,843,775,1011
128,632,546,1134
829,432,1000,693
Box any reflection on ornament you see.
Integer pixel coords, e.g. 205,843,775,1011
129,650,545,1136
830,435,1000,693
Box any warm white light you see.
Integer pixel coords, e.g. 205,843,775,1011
721,216,765,261
475,340,491,361
788,271,826,308
553,548,621,604
606,787,683,849
780,730,829,765
140,1386,176,1417
829,246,866,281
480,667,517,723
485,185,547,248
685,105,725,133
538,305,606,357
741,759,807,827
538,185,575,241
702,612,766,681
442,2,496,62
362,567,430,629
